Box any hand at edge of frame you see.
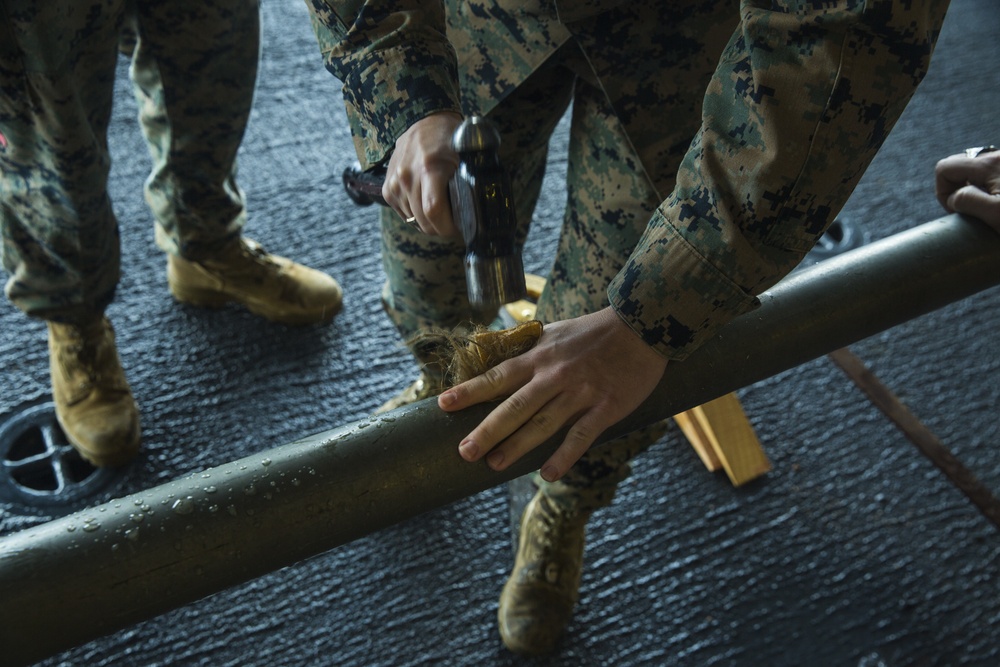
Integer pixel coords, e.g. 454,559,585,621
935,149,1000,231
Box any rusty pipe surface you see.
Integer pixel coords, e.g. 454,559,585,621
1,214,999,666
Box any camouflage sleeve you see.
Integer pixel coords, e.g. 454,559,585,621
609,0,949,361
305,0,462,169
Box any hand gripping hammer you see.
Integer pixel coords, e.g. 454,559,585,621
342,116,528,308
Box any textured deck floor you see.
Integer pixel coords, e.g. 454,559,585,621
1,1,998,665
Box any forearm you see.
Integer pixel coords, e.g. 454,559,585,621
305,0,462,168
611,0,949,360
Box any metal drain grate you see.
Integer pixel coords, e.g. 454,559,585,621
0,401,121,512
799,216,868,270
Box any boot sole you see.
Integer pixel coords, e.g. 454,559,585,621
169,284,343,326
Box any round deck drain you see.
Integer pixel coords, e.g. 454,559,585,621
799,217,867,269
0,400,121,513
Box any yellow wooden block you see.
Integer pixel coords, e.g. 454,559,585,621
524,273,546,299
673,411,722,472
504,273,546,323
688,393,771,487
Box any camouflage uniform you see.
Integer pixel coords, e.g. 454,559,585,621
0,0,260,324
308,0,950,511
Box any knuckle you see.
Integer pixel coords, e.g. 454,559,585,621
424,192,450,220
566,419,601,449
546,363,574,384
567,424,594,446
482,366,506,390
502,391,529,416
530,411,555,433
475,422,499,444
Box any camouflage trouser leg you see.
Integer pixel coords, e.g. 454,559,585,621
0,0,259,324
526,56,670,515
378,49,576,375
0,0,126,322
499,4,736,514
379,45,665,512
128,0,261,261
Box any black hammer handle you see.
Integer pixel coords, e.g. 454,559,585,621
342,163,388,207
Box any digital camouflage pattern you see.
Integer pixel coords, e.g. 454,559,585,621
308,0,950,510
308,0,463,170
309,0,951,355
0,0,259,323
612,0,951,358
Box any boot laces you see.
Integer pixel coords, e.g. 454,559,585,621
229,239,302,303
57,322,117,391
239,238,282,271
523,497,587,587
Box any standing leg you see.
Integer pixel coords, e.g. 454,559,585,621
127,0,256,257
532,79,669,512
129,0,342,324
375,52,576,411
0,0,141,466
498,1,737,654
496,63,672,656
0,0,124,321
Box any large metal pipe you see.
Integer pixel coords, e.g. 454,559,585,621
1,214,999,666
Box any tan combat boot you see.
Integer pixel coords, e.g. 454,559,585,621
48,317,141,467
498,491,591,656
167,237,343,325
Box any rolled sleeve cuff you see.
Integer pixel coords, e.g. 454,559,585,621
341,45,462,169
608,209,760,361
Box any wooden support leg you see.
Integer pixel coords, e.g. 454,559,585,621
674,393,771,487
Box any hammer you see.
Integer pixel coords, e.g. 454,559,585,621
343,116,527,308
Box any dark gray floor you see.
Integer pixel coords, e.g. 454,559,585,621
2,1,999,665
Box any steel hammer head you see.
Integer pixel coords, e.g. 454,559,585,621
448,117,527,308
341,117,528,308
